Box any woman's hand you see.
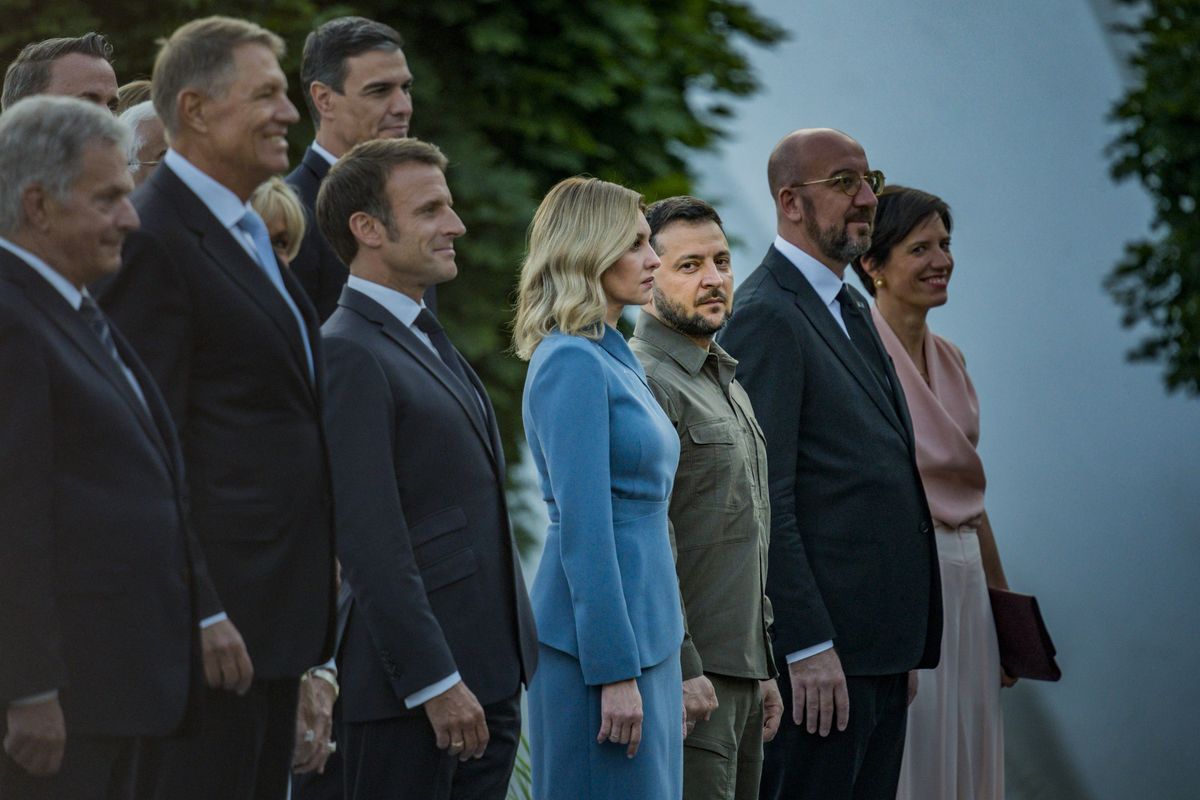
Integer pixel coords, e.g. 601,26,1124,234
598,679,643,758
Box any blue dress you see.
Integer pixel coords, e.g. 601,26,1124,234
522,325,684,799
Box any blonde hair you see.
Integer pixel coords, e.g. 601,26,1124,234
251,176,306,263
512,176,643,360
152,16,285,136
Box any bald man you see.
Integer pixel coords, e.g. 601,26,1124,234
717,129,942,800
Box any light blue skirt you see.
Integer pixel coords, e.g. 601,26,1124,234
529,643,683,799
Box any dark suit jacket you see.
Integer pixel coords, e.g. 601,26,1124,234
286,146,347,323
287,145,436,321
322,287,536,723
99,164,336,679
718,246,942,676
0,251,202,736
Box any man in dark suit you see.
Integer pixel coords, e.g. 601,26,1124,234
316,137,537,799
0,96,204,799
718,128,942,800
98,17,336,800
1,32,118,113
288,16,431,322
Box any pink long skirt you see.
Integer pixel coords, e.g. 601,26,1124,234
897,526,1005,800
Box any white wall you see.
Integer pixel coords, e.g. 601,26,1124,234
688,1,1200,797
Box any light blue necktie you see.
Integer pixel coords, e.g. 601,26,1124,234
235,209,315,382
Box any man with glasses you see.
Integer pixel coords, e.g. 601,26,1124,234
718,128,942,800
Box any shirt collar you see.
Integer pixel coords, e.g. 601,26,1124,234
310,140,339,167
347,275,425,327
632,309,736,381
773,234,846,308
163,149,253,230
0,236,83,309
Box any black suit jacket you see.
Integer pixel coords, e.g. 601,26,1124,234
718,246,942,676
287,145,436,321
99,164,336,679
0,251,202,736
322,287,536,723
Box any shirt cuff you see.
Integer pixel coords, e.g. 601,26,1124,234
10,689,58,707
786,641,834,664
404,673,461,710
199,612,229,629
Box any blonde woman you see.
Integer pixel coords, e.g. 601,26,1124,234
514,177,684,798
250,176,305,266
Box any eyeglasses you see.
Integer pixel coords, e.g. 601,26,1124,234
128,160,161,169
791,170,886,197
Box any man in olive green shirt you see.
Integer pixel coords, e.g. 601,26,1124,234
630,196,783,800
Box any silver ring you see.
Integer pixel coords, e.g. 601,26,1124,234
327,741,337,753
304,729,316,743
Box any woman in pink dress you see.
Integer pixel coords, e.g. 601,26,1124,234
851,186,1016,800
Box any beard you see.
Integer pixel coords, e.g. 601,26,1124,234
802,195,873,264
653,285,731,338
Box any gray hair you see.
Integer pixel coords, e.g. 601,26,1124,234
118,99,158,162
0,96,130,235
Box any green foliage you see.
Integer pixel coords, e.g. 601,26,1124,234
1107,0,1200,394
3,0,784,545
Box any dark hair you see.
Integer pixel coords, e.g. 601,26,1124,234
300,17,403,125
316,137,447,264
2,32,113,111
851,185,952,296
645,195,724,251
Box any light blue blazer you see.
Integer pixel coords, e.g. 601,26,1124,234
523,326,684,686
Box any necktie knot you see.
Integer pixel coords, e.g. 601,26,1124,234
836,284,864,315
414,308,444,336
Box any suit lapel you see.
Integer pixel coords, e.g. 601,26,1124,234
595,325,650,390
339,288,497,464
2,254,176,470
302,146,331,185
765,249,908,440
156,167,315,395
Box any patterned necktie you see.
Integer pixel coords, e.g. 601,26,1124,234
78,293,123,367
836,285,892,396
235,209,315,382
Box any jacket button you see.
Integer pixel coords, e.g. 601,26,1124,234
920,522,932,534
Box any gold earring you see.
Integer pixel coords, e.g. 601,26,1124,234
873,277,885,288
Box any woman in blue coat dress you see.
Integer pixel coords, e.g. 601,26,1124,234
513,176,685,799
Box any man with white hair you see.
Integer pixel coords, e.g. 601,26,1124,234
119,100,167,186
0,96,205,799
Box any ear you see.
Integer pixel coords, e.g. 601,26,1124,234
309,81,336,120
348,210,384,250
859,253,884,279
20,184,52,232
176,88,208,135
777,186,804,223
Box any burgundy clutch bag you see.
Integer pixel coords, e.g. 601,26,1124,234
988,588,1062,682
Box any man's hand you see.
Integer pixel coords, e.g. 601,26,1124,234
907,670,919,706
788,647,848,736
598,679,643,758
293,672,336,774
1001,670,1018,689
424,681,488,762
760,679,784,743
4,697,65,776
682,675,719,738
201,618,253,694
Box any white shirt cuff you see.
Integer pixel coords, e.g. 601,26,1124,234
311,658,336,675
10,689,58,707
404,673,461,710
786,641,834,664
199,612,229,629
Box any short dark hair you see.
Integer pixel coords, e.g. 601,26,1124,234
851,185,953,296
2,32,113,111
645,195,724,251
300,17,403,125
317,137,447,264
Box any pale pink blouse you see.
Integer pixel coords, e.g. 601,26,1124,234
872,306,986,527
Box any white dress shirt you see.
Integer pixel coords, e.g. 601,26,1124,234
310,140,339,167
344,274,463,708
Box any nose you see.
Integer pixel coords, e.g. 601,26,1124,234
280,94,300,124
447,209,466,238
118,197,140,233
854,177,878,208
391,88,413,118
933,247,953,269
645,247,661,271
699,259,723,286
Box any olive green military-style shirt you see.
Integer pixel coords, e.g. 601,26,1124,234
630,311,775,681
